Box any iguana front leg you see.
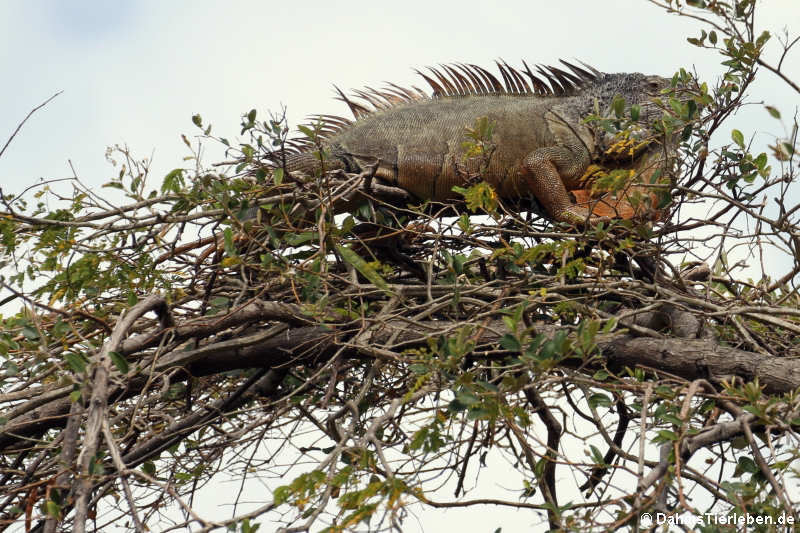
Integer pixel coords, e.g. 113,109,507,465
522,143,609,226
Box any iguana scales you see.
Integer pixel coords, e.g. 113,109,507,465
273,60,673,225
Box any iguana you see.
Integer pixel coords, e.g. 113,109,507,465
271,60,675,225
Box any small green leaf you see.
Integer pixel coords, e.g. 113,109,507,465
297,124,315,138
142,461,156,475
21,326,40,340
223,228,237,257
500,334,522,352
192,114,202,127
458,213,470,232
408,364,429,375
657,429,679,442
589,445,606,465
89,454,105,475
336,245,392,294
108,351,129,374
456,389,480,406
611,95,625,119
731,129,745,148
161,168,185,194
669,97,684,117
65,353,87,374
630,104,640,121
286,232,317,246
601,317,617,333
44,500,61,519
273,167,284,185
754,152,768,171
453,182,498,213
588,393,612,408
210,296,229,308
765,106,781,119
734,456,758,477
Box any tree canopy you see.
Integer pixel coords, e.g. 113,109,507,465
1,2,799,532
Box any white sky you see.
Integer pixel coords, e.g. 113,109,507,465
1,1,800,531
2,0,797,200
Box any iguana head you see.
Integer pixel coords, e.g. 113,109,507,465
588,72,671,123
577,72,676,160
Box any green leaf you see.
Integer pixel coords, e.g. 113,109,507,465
192,114,202,128
457,213,470,232
89,454,105,475
601,317,617,333
500,334,522,352
142,461,156,475
669,97,684,117
630,104,640,121
754,152,768,171
223,228,237,257
335,245,392,294
456,389,479,406
611,95,625,119
286,232,317,246
64,353,87,374
247,109,257,123
21,326,40,340
661,414,684,426
657,429,679,442
588,393,612,408
765,106,781,119
734,456,758,476
44,500,61,519
297,124,315,138
108,351,129,374
453,182,498,214
273,167,284,185
731,129,745,148
408,364,429,375
161,168,185,194
210,296,230,310
589,445,606,465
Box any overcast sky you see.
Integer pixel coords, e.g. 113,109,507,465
1,1,799,531
2,0,798,201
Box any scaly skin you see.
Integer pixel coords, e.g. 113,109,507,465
279,61,673,225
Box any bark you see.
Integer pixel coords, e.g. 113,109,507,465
2,312,798,454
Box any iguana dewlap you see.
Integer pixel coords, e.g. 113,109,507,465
277,60,672,225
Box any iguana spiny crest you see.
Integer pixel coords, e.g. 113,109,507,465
273,60,673,225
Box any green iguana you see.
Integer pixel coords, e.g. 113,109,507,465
272,60,674,225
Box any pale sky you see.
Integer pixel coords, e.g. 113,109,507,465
2,0,797,201
1,1,799,531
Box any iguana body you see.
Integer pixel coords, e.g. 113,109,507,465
279,61,672,224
